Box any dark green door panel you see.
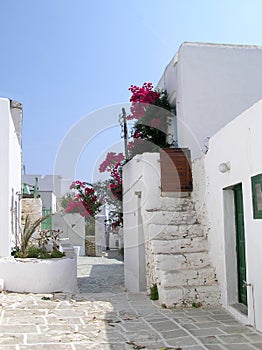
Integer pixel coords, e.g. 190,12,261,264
233,184,247,306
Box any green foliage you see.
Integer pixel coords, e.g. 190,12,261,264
192,301,202,308
50,249,66,258
18,214,52,258
14,214,65,259
59,193,75,211
15,245,65,259
128,89,173,159
150,283,159,300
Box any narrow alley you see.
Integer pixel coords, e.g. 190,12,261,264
0,255,262,349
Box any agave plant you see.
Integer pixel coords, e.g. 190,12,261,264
18,214,52,258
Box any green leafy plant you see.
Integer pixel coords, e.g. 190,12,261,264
150,283,159,300
17,214,52,258
14,214,65,259
192,301,202,308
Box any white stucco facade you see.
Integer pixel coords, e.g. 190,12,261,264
157,42,262,160
202,99,262,331
39,190,57,213
52,213,86,256
123,153,161,292
0,98,22,257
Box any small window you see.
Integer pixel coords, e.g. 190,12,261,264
251,174,262,219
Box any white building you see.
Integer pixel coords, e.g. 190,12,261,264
157,42,262,159
123,42,262,332
23,174,72,198
203,99,262,331
0,98,23,257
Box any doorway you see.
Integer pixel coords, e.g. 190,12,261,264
233,184,247,306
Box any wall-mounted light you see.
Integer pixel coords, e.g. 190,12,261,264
218,162,230,173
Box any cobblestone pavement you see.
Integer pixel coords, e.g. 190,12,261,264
0,254,262,349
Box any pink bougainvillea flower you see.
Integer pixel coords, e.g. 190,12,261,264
99,152,124,173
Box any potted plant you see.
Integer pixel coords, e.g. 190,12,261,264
0,214,77,293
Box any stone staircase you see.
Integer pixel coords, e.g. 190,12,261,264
145,195,220,307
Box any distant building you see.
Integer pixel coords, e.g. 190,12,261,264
22,174,72,198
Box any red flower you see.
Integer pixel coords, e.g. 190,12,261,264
99,152,124,173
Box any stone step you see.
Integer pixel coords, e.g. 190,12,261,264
146,210,199,226
151,236,208,254
158,284,220,307
147,223,206,240
155,252,211,271
147,196,195,212
158,266,217,288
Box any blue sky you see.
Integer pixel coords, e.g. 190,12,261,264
1,0,262,183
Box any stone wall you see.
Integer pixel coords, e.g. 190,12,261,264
20,198,42,226
85,236,96,256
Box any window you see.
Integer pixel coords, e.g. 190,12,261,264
251,174,262,219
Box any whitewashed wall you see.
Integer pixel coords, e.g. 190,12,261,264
158,42,262,160
204,99,262,331
123,153,161,292
52,213,85,255
0,98,22,256
39,191,57,213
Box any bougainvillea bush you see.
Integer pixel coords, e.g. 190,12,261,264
127,82,172,158
99,152,124,202
97,83,172,228
99,152,124,227
65,181,102,219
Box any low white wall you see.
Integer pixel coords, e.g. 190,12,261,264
52,213,85,255
205,99,262,331
0,257,77,293
95,214,107,256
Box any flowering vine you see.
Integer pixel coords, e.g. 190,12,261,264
99,152,124,228
127,82,172,158
65,181,101,219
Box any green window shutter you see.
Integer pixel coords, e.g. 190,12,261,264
251,174,262,219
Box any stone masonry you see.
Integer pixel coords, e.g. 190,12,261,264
144,195,220,308
20,198,42,227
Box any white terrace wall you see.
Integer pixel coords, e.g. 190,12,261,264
0,98,22,257
204,99,262,331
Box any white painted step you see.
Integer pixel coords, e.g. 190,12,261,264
158,284,220,307
151,236,208,254
147,223,205,240
146,210,199,225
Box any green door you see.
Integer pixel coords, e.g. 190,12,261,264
233,184,247,306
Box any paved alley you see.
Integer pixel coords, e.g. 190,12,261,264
0,255,262,349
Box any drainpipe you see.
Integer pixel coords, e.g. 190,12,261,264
243,281,256,328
